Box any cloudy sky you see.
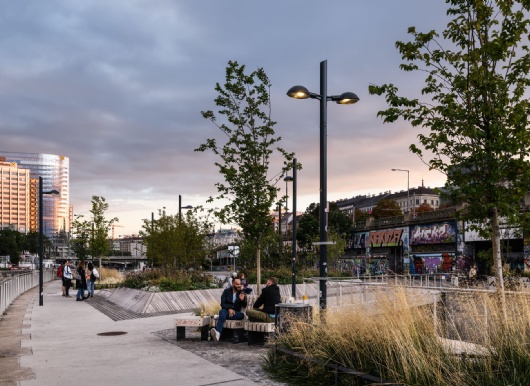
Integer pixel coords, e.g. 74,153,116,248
1,1,452,236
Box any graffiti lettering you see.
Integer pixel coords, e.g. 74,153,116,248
370,229,403,247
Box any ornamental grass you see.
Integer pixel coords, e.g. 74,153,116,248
265,286,530,386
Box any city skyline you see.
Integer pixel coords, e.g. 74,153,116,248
1,1,450,236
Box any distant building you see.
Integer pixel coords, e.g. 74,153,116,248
0,158,35,233
0,152,70,237
336,182,440,221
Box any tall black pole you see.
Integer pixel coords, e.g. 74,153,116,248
38,177,44,306
319,60,328,310
292,158,297,298
179,194,182,219
278,202,282,255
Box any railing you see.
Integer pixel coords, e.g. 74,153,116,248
373,215,405,227
412,207,456,222
0,270,56,315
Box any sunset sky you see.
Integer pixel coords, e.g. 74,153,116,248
1,1,452,235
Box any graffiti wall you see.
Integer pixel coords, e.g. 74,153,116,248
410,222,456,245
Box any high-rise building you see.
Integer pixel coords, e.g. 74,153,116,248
0,158,34,233
0,152,70,237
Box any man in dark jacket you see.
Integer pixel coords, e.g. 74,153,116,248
246,277,281,323
210,277,247,341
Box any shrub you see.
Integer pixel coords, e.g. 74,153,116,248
120,269,216,291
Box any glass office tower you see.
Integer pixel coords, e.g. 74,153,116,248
0,152,70,237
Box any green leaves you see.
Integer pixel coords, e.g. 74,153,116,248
196,61,296,242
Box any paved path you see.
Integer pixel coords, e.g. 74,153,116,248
1,279,262,386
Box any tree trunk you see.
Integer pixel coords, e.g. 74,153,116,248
491,207,507,320
256,244,261,295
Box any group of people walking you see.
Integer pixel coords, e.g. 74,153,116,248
59,259,99,301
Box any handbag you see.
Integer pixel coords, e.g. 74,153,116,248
73,273,81,280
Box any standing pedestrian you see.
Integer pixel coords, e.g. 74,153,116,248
86,262,99,298
75,261,88,301
63,260,73,297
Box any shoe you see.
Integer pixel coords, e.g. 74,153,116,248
82,297,88,300
76,298,82,301
210,328,220,342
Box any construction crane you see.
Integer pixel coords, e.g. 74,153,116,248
111,224,124,240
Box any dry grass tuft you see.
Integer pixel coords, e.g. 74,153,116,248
194,300,221,316
267,286,530,385
99,267,123,284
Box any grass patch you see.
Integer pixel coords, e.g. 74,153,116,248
266,287,530,385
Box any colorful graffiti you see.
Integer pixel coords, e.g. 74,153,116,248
410,222,456,245
370,228,404,247
352,232,369,249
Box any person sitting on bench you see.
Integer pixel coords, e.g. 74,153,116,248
210,278,247,342
246,277,281,323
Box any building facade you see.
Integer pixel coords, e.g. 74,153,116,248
0,158,34,233
0,152,70,237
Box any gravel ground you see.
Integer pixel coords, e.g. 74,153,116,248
154,328,288,386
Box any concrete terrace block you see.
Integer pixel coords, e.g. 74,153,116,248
106,287,154,314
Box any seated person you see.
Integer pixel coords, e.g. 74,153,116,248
210,278,247,342
246,277,281,323
239,272,252,294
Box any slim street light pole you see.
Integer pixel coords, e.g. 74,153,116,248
391,169,410,213
179,194,193,222
278,202,282,255
292,159,297,298
287,60,359,310
38,176,59,306
284,172,295,297
319,61,328,311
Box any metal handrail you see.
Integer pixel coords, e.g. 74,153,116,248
0,270,55,315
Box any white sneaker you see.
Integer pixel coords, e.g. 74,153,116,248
210,328,220,342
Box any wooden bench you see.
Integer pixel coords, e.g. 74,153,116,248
210,295,288,343
175,315,211,341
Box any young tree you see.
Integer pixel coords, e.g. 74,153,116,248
416,203,435,214
369,0,530,311
89,196,118,260
354,208,370,225
140,209,210,273
70,214,91,260
196,61,296,293
0,230,20,266
71,196,117,262
372,199,403,219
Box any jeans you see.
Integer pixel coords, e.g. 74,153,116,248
76,287,85,300
215,309,244,334
87,280,94,296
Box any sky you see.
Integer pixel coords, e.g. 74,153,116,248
1,1,453,236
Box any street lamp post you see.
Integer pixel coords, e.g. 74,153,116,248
288,60,359,310
284,160,297,298
277,201,282,255
391,169,410,214
38,176,59,306
178,194,193,220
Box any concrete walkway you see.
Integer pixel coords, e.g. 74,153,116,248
3,279,260,386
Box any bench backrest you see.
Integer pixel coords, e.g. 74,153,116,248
245,295,289,311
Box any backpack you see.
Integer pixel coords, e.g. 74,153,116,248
57,265,63,278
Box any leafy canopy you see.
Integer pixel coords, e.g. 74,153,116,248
196,60,296,242
369,0,530,226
